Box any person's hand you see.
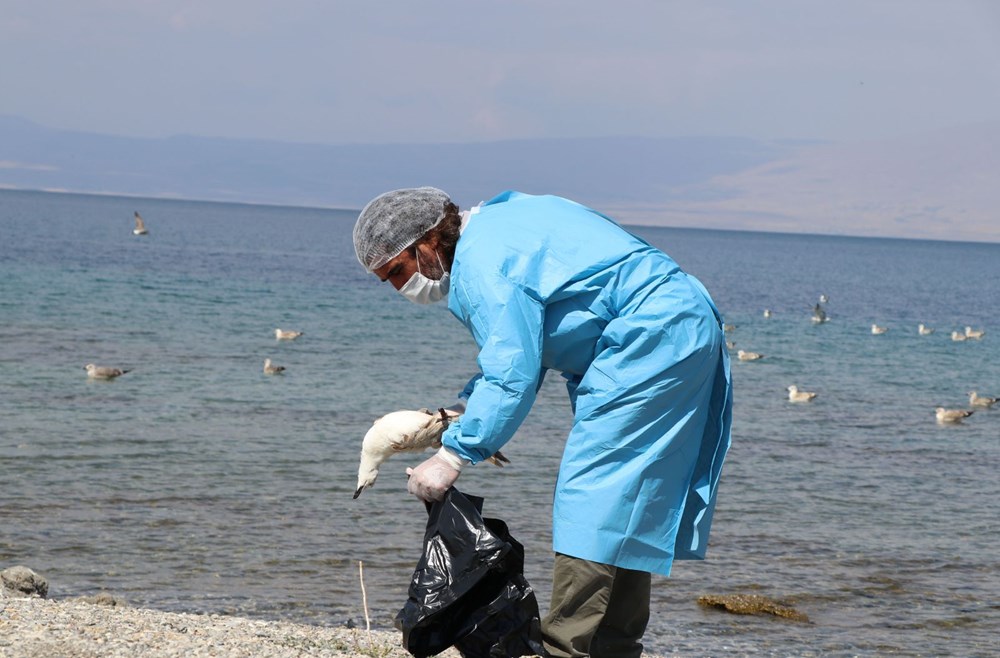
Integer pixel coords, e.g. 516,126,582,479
406,453,461,502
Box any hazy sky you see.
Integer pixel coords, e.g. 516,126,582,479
2,1,1000,145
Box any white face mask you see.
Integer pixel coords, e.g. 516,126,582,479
399,249,450,305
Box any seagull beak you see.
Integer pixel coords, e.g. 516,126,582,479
353,486,364,499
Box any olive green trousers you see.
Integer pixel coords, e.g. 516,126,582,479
541,553,652,658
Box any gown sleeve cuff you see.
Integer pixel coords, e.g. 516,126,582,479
437,446,470,471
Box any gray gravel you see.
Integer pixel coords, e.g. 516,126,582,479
0,596,463,658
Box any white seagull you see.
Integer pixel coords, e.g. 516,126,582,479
354,408,509,498
964,326,985,339
84,363,131,379
871,324,888,335
819,294,829,304
263,358,285,375
275,329,304,340
737,350,764,361
951,331,968,342
133,211,148,236
787,385,818,403
918,324,935,336
935,407,974,424
969,391,998,408
763,309,772,318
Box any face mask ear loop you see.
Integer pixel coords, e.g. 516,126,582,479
413,247,424,276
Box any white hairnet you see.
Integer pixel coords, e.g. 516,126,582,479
353,187,452,271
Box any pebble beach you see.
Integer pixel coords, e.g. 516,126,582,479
0,596,465,658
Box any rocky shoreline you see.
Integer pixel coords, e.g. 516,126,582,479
0,595,445,658
3,565,805,657
0,565,460,658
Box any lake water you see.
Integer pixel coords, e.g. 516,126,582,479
1,189,998,657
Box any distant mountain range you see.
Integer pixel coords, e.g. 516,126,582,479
2,115,997,243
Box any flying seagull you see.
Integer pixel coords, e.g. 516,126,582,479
133,211,148,236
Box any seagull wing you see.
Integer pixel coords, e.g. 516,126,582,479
389,412,443,452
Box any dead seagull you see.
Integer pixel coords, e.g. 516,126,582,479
263,358,285,375
275,328,304,340
133,211,148,236
787,385,818,402
84,363,131,379
935,407,974,424
969,391,998,408
354,408,508,498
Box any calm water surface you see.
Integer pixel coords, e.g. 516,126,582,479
1,189,998,657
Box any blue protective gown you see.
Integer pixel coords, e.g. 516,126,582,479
441,191,733,576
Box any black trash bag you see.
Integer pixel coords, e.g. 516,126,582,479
395,487,544,658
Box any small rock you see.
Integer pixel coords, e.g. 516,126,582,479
76,592,127,607
1,565,49,598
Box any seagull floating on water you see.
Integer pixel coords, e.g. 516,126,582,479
275,329,304,340
969,391,998,408
871,324,888,335
763,309,772,318
964,326,985,339
737,350,764,361
935,407,974,424
85,363,131,379
263,358,285,375
819,294,829,304
951,331,968,342
354,408,509,498
918,324,934,335
133,211,148,236
787,385,818,403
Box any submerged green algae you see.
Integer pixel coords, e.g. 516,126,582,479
697,594,810,622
